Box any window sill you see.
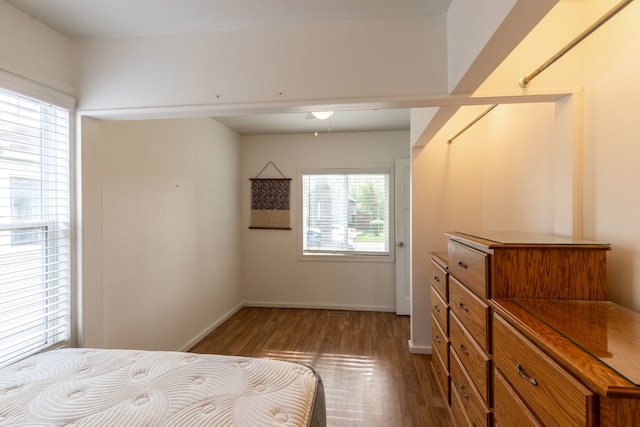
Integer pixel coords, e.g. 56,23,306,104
299,252,394,263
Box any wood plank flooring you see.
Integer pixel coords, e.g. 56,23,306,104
189,308,453,427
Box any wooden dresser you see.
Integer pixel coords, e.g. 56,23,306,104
430,251,450,407
430,231,619,427
492,298,640,427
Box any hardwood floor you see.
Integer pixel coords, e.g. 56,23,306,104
189,308,453,427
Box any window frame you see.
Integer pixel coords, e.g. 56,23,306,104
298,167,395,263
0,83,74,368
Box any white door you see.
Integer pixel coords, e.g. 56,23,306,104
395,158,411,315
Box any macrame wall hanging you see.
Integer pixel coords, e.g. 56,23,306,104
249,161,291,230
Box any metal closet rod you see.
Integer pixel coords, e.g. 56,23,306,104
447,0,634,144
447,104,498,144
519,0,634,88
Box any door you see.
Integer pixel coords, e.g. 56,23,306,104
395,158,411,315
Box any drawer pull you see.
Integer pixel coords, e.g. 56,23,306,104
434,363,441,374
516,363,538,386
434,304,440,313
458,343,468,355
435,334,441,343
433,275,440,282
458,384,470,400
458,302,469,312
457,261,468,269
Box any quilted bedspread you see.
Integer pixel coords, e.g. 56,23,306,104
0,348,324,426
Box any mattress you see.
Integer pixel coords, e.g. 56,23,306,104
0,348,326,427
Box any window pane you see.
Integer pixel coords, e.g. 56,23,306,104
0,88,71,367
302,172,389,255
10,177,41,245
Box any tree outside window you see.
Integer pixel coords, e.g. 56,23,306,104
302,170,390,257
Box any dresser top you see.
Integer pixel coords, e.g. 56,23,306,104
504,298,640,388
431,251,448,268
447,231,610,248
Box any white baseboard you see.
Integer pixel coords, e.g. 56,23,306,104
408,339,432,354
180,303,244,352
242,300,396,313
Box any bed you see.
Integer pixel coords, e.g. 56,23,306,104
0,348,326,426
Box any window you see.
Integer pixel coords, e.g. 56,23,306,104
302,169,391,258
0,87,71,368
10,177,42,246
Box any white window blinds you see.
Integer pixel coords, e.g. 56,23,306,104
302,171,390,256
0,87,71,368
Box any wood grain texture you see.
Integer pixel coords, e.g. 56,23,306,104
491,248,608,300
450,350,492,427
512,299,610,357
448,241,489,299
449,277,491,353
430,259,449,302
600,396,640,427
431,251,448,269
446,231,610,249
493,369,542,427
431,285,449,335
493,313,597,427
432,348,451,407
432,313,449,371
492,298,640,426
450,384,473,427
491,299,639,399
449,313,491,406
505,299,640,391
189,307,453,427
442,232,630,426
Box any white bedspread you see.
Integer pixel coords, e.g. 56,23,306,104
0,348,320,426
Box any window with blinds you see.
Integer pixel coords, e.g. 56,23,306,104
302,170,391,257
0,88,71,368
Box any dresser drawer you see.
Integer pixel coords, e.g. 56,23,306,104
450,381,473,427
494,369,542,427
493,314,597,427
451,383,473,427
430,258,448,301
448,240,489,299
432,313,449,369
449,276,491,353
431,345,450,405
450,312,491,405
431,285,448,334
450,350,492,427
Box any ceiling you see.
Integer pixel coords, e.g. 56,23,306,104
215,109,410,136
6,0,451,135
6,0,452,39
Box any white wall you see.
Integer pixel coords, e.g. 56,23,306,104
79,116,104,347
0,1,74,96
582,0,640,310
81,118,243,351
479,103,572,233
242,131,409,311
73,16,447,113
476,1,586,95
446,0,516,93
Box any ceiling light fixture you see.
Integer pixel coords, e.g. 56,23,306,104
311,111,334,120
